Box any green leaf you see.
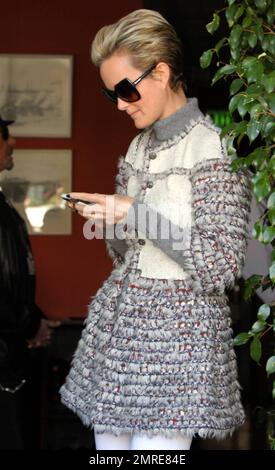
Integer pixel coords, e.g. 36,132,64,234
268,207,275,225
246,7,256,16
206,13,220,34
246,83,264,95
214,37,227,55
270,263,275,282
243,97,260,116
267,6,275,25
250,336,262,364
262,35,275,55
230,157,245,172
250,103,263,117
230,79,244,96
228,0,236,5
248,33,258,49
226,4,239,27
263,71,275,93
222,120,247,140
234,5,245,22
252,220,262,240
244,147,266,170
270,35,275,52
266,356,275,377
241,57,264,84
200,49,213,69
234,332,250,346
251,320,267,333
255,0,268,10
244,274,263,300
229,94,243,113
229,24,242,48
248,62,264,84
212,65,237,85
242,57,257,70
268,192,275,209
261,116,275,138
252,170,272,201
220,122,237,138
247,119,261,142
237,96,249,118
257,304,271,321
269,157,275,176
243,95,258,106
242,16,252,28
255,22,264,42
240,31,250,49
235,120,248,135
268,94,275,114
263,226,275,244
231,47,241,61
226,135,236,155
265,123,275,141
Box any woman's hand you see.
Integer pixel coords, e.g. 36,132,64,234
67,192,134,225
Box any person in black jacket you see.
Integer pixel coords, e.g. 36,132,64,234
0,116,58,449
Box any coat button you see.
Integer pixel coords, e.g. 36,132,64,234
147,181,154,189
138,239,146,246
149,152,157,160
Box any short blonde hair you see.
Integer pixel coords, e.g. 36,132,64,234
91,9,184,89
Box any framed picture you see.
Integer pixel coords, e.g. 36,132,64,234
0,149,72,234
0,54,73,137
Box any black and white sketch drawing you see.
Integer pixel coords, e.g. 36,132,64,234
0,55,73,137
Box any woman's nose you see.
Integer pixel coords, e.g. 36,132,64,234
117,97,129,111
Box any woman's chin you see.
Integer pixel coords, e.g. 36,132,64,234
132,116,151,129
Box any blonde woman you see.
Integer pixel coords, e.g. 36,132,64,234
60,9,251,450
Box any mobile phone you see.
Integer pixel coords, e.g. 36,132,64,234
60,193,95,205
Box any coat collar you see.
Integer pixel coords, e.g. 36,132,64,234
151,97,203,145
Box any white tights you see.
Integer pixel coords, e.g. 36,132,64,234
94,431,192,450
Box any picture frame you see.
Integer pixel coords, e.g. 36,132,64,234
0,54,73,137
0,149,72,235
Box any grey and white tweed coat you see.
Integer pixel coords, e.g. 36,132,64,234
60,99,251,439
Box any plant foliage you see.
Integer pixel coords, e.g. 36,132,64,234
200,0,275,399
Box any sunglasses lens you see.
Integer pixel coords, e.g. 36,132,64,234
102,88,117,103
102,79,141,104
0,126,9,140
115,79,140,103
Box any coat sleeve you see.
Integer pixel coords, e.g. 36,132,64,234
183,159,251,291
0,270,42,340
125,158,251,292
104,156,129,264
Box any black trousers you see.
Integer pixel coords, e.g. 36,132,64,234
0,358,42,449
0,386,26,449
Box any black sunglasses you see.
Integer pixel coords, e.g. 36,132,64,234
102,65,155,104
0,126,9,141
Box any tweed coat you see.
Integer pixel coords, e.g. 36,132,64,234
60,99,251,439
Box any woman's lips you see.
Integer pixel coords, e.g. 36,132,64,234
129,110,139,118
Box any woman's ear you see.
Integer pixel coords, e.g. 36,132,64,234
153,62,171,89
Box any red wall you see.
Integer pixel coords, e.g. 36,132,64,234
1,0,142,319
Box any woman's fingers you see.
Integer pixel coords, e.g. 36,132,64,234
69,192,106,204
67,193,132,224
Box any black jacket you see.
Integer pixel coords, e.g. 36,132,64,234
0,191,43,386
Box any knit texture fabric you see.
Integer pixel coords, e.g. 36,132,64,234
60,99,251,439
